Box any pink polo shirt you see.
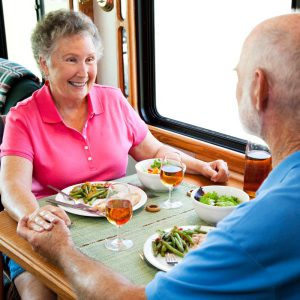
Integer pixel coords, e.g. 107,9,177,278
1,84,148,199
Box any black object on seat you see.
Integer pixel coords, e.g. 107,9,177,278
2,77,41,115
0,58,41,114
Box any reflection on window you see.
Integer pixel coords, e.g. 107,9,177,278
154,0,291,141
122,28,128,97
120,0,127,20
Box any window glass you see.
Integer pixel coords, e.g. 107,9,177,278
2,0,40,77
2,0,70,79
154,1,291,141
44,0,69,14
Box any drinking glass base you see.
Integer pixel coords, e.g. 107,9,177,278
105,237,133,251
161,199,182,209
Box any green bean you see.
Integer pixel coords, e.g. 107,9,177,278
161,241,184,258
174,236,184,253
161,244,167,257
170,234,176,247
176,230,194,245
152,241,158,257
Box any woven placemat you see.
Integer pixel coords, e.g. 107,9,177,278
40,175,203,285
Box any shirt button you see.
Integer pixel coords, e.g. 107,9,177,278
84,146,89,150
88,157,92,161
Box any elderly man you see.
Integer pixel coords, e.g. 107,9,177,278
17,14,300,300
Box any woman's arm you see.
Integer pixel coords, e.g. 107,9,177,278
129,131,229,182
1,155,71,230
1,156,37,221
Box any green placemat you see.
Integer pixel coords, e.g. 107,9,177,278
40,175,203,285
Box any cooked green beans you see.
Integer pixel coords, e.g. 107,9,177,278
69,182,109,205
152,226,207,258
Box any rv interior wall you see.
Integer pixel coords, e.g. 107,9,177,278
93,4,136,175
93,2,118,87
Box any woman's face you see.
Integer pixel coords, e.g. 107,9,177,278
40,33,97,103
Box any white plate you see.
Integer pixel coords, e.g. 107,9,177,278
143,225,214,272
55,182,147,217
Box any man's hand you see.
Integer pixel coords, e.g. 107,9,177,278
17,215,74,265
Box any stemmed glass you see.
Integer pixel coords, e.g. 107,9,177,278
160,152,185,209
105,183,133,251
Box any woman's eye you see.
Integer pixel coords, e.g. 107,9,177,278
66,57,76,63
87,57,96,63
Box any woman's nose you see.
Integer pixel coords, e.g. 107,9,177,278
77,62,89,76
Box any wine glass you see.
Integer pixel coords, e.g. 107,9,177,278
105,183,133,251
160,152,185,209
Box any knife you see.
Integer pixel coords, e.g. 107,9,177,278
46,198,104,216
47,184,78,202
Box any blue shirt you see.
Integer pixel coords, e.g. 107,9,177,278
146,151,300,300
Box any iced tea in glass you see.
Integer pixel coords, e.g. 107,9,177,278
243,141,272,198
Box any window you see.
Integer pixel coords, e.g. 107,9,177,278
1,0,71,78
135,0,293,152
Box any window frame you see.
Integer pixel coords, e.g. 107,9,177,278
134,0,297,154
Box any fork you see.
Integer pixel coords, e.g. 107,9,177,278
165,252,178,265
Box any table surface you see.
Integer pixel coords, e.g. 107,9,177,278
0,173,243,299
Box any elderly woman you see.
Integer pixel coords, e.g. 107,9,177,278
0,9,229,299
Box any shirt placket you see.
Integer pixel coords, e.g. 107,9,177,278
82,117,96,170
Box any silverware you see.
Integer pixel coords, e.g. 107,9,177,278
165,253,178,265
46,198,104,216
47,185,77,202
138,250,158,268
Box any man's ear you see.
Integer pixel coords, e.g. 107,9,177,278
253,68,269,111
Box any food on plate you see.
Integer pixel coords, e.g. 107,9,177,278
131,192,141,206
146,159,161,174
69,182,110,205
198,191,242,207
152,226,207,258
68,182,141,214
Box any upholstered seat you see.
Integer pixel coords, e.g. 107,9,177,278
0,59,41,211
0,58,41,115
0,59,41,299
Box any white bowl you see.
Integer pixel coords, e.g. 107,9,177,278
192,185,250,225
135,159,168,191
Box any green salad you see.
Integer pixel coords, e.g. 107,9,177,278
198,191,241,207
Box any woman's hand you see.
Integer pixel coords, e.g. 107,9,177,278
27,205,71,232
201,160,229,182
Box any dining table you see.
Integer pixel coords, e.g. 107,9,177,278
0,172,243,300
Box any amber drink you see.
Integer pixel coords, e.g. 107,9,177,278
105,183,133,251
160,152,185,209
160,165,184,188
243,142,272,198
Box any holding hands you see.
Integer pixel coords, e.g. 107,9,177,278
17,215,72,265
26,205,71,232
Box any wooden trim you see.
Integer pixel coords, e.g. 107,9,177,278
149,125,245,175
69,0,74,10
78,0,94,20
115,0,138,108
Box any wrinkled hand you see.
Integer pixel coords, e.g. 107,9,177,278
17,215,73,264
201,160,229,182
27,204,71,232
